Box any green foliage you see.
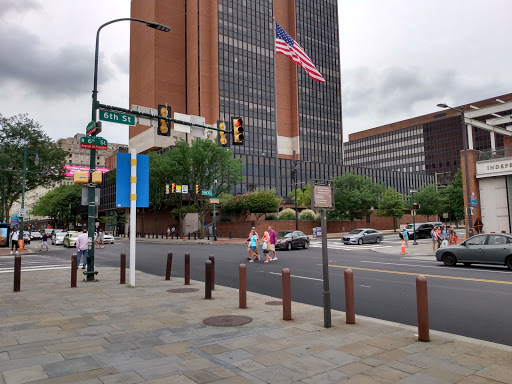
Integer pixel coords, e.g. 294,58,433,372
299,209,316,220
100,211,126,230
265,214,277,220
330,172,385,221
219,193,250,219
32,184,82,228
375,187,405,219
247,188,281,219
0,113,67,221
314,212,321,220
219,217,231,222
440,169,464,221
288,184,311,208
278,208,296,220
414,184,442,218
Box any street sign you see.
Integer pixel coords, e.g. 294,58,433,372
312,179,334,210
99,110,136,125
209,198,220,204
176,185,182,193
18,208,26,217
10,214,19,226
86,120,96,135
182,185,189,194
80,136,108,150
202,190,213,196
471,198,477,207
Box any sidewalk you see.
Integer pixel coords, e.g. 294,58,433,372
1,268,511,383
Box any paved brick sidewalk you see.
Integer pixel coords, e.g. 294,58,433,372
0,268,511,383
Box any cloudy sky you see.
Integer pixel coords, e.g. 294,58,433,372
1,0,511,145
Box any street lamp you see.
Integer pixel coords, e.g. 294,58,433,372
409,189,418,245
437,103,473,237
88,18,170,281
19,148,39,249
205,165,217,241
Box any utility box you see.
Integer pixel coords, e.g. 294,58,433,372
74,171,89,184
91,171,103,184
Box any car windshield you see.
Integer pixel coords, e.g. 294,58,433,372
56,233,66,239
278,231,293,238
349,230,363,234
32,232,41,236
405,224,414,229
69,233,80,239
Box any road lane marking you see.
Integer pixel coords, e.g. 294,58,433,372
268,272,322,281
362,260,512,275
0,266,70,273
328,265,512,285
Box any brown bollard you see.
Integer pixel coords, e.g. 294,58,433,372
165,251,173,281
71,254,77,288
208,255,215,290
13,256,21,292
282,268,292,320
239,264,247,309
184,252,190,285
344,269,355,324
416,275,430,342
205,260,212,299
120,253,126,284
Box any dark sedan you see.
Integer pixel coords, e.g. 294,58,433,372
436,233,512,270
275,230,310,250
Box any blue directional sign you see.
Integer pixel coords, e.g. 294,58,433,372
116,153,149,208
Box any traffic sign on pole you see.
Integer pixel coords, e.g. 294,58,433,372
80,136,108,150
202,190,213,196
99,110,135,125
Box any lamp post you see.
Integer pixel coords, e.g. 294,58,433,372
206,165,217,241
410,189,418,245
19,148,39,248
88,18,170,281
437,103,473,237
292,151,298,230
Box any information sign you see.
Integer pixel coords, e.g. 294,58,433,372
209,198,220,204
80,136,108,150
18,208,26,217
99,110,136,125
202,190,213,196
182,185,189,194
312,180,334,210
176,185,182,193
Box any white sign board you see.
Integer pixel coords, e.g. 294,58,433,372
182,185,189,194
174,113,191,133
176,185,182,193
131,104,158,127
18,208,26,217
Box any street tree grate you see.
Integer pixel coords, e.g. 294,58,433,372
167,288,199,293
265,301,283,306
203,315,252,327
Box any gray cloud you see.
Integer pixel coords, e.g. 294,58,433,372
111,51,130,75
0,0,41,19
0,25,115,99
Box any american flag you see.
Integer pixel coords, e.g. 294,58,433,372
275,23,325,83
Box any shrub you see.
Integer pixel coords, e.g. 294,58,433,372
219,217,231,222
299,209,316,220
314,212,322,220
265,214,277,220
278,208,296,220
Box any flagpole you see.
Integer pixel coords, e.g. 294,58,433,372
273,17,281,202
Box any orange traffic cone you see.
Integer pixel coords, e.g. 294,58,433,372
401,240,406,255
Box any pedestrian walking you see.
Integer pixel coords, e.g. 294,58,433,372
430,226,438,252
10,227,19,254
76,228,89,269
268,226,278,261
248,229,258,262
246,227,259,261
448,225,458,245
171,225,176,239
435,226,442,249
167,226,171,238
262,231,271,263
40,233,49,252
440,226,448,248
99,230,104,248
403,228,409,247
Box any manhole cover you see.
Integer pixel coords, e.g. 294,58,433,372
167,288,199,293
203,315,252,327
266,300,282,306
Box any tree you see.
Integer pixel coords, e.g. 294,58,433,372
374,187,405,231
0,114,67,221
440,168,464,224
414,184,442,220
246,188,281,219
329,172,385,225
32,184,82,228
288,184,311,208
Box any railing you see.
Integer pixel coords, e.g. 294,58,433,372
478,146,512,161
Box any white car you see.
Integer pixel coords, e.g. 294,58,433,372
52,232,66,245
103,233,115,244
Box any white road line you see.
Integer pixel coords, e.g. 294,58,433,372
0,266,70,273
268,272,322,281
360,260,512,274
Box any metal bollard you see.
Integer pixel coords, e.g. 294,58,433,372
208,255,215,290
71,254,77,288
166,233,168,239
194,232,197,240
416,275,430,342
282,268,292,320
344,269,355,324
184,253,190,285
161,233,163,239
165,251,173,280
205,260,212,299
153,233,155,239
239,264,247,309
188,233,191,240
120,253,126,284
229,231,232,239
207,232,210,240
14,256,21,292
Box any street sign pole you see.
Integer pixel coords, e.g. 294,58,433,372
130,149,137,286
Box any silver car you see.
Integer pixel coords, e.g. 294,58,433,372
342,228,383,245
52,232,66,245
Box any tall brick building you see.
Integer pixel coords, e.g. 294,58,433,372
129,0,343,197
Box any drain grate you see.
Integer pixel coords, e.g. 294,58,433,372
203,315,252,327
265,300,282,306
167,288,199,293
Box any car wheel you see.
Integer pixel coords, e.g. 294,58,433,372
463,263,472,267
506,256,512,271
287,242,292,251
358,238,363,245
442,252,457,266
376,237,381,243
304,241,309,249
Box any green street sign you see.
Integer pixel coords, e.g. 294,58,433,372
202,190,213,196
99,110,135,125
80,136,108,150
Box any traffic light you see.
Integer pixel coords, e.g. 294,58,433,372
232,117,244,145
171,183,176,193
413,203,420,210
165,184,170,194
217,120,227,146
195,184,200,194
157,104,171,136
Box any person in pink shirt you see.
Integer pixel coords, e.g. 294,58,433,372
76,228,89,269
262,231,272,263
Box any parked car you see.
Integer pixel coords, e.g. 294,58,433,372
436,233,512,270
63,232,80,248
30,231,42,241
52,232,67,245
400,222,443,240
342,228,383,245
275,230,310,250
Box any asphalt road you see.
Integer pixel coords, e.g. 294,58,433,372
15,236,512,346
